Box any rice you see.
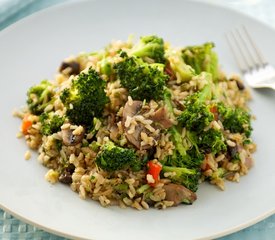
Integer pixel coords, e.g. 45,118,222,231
15,35,256,210
24,150,31,160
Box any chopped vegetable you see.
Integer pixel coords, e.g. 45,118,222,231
21,116,32,135
146,160,162,187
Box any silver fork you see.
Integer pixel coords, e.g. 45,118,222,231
226,26,275,90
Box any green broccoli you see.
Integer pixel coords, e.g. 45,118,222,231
163,89,204,169
162,89,204,192
166,127,203,169
114,52,168,101
99,58,113,77
177,80,228,155
130,35,166,63
166,50,195,82
60,68,109,127
162,165,201,192
95,142,141,172
39,112,65,136
197,128,227,154
178,81,214,132
182,42,219,80
27,80,54,115
217,103,252,137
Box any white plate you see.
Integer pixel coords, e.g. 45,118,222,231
0,0,275,239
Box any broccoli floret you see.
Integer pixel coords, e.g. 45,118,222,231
178,82,214,132
198,128,227,154
131,35,165,63
166,50,195,82
162,89,204,191
178,81,228,155
218,103,252,137
39,112,65,136
166,128,204,170
27,80,54,115
99,58,113,76
163,89,204,168
162,165,201,192
114,53,168,101
95,142,141,172
60,68,109,127
182,42,219,80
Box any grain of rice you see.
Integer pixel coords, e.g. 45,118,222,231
212,120,221,130
181,128,186,138
44,104,53,112
203,169,213,177
132,201,143,210
123,197,133,206
125,116,132,128
146,174,155,184
216,154,225,162
141,201,149,210
16,132,23,138
145,124,156,133
232,173,240,182
226,140,236,147
135,115,153,125
24,150,31,160
128,96,133,106
45,169,59,184
61,123,70,130
119,200,127,209
72,126,84,135
140,132,148,142
239,149,246,164
125,178,135,185
99,195,111,206
226,162,240,171
79,185,87,199
127,122,137,134
164,171,176,178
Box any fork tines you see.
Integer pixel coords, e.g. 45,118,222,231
226,26,267,74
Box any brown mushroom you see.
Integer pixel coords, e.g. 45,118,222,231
122,100,143,121
122,100,146,149
150,107,173,129
163,183,197,206
59,164,75,184
122,100,166,150
125,124,148,149
236,80,245,90
59,61,80,75
62,128,84,146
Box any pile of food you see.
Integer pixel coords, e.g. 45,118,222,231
15,35,256,209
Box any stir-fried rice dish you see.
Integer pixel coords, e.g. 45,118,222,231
15,35,256,209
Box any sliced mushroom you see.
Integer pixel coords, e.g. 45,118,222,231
122,100,165,150
150,107,173,129
163,183,197,206
236,80,245,90
59,61,80,75
59,164,75,184
122,100,143,121
126,124,149,149
122,100,147,149
62,128,84,146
